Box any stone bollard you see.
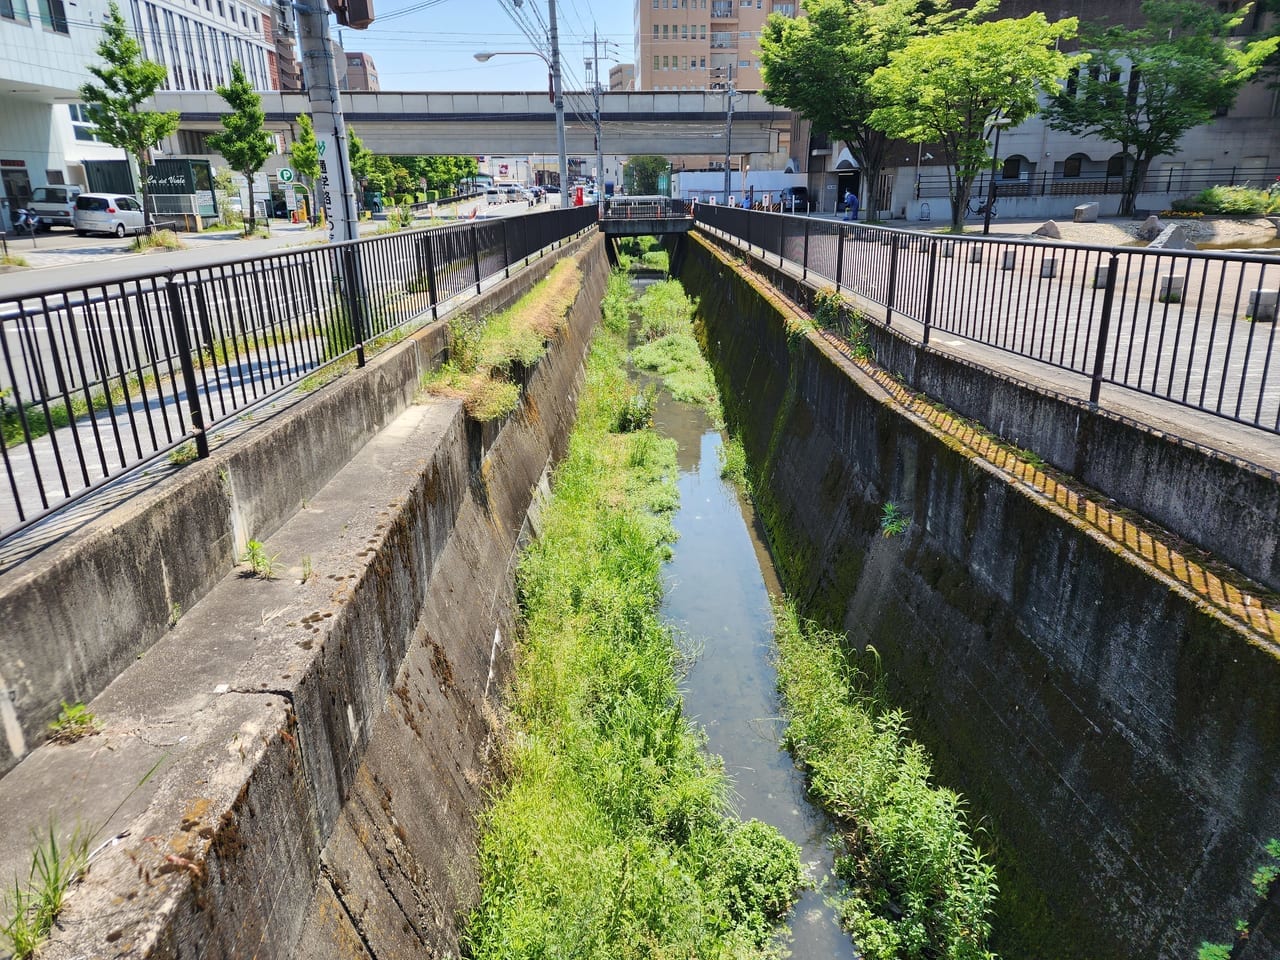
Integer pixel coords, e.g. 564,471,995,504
1041,258,1058,278
1002,250,1017,271
1248,288,1279,322
1094,264,1110,289
1158,274,1186,303
1073,202,1099,223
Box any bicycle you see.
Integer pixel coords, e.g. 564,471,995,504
965,196,998,220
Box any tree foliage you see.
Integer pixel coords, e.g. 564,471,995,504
290,113,321,222
868,13,1079,229
1043,0,1280,216
208,62,275,229
625,155,669,195
79,0,179,224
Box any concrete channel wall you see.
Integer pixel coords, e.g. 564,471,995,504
679,232,1280,960
0,231,608,958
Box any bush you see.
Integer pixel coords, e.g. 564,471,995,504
1186,184,1279,216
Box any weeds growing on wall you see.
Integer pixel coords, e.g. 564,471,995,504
1198,838,1280,960
772,604,1000,960
421,258,581,421
464,267,803,959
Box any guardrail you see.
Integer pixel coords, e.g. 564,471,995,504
696,205,1280,436
601,197,692,219
0,205,598,540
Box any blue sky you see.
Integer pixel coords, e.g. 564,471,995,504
334,0,634,91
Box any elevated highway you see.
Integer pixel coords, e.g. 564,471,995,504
151,89,788,155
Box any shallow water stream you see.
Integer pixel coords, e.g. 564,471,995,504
647,381,858,958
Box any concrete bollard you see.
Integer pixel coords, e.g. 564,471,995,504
1094,264,1110,289
1158,274,1186,303
1040,258,1057,278
1001,250,1017,271
969,245,984,263
1248,288,1279,322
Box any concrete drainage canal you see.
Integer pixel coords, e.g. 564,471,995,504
462,254,997,959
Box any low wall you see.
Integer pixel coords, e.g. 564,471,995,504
680,231,1280,960
701,229,1280,595
0,231,608,958
0,234,587,779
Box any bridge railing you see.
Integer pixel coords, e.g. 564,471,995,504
601,197,692,220
0,205,598,541
695,205,1280,436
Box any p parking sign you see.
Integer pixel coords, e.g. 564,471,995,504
278,167,295,183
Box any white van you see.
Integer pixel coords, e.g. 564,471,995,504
29,184,83,229
485,187,502,204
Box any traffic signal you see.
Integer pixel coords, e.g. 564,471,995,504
326,0,373,28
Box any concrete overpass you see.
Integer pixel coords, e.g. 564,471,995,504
151,89,788,156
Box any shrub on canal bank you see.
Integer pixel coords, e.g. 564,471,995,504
463,268,803,959
773,604,999,960
630,279,723,421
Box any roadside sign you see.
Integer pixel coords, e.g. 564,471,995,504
278,167,295,183
283,183,298,210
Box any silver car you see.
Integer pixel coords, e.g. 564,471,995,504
73,193,146,238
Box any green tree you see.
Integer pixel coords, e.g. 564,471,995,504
1043,0,1279,217
290,113,321,224
207,62,275,231
625,155,669,195
868,13,1079,229
78,1,179,227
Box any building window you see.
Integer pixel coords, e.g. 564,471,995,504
1001,156,1022,179
69,104,104,141
662,24,668,37
681,24,688,38
699,24,705,37
681,56,688,69
653,55,659,69
653,24,658,36
1062,155,1084,178
1106,153,1127,177
699,56,705,68
662,55,669,68
0,0,16,20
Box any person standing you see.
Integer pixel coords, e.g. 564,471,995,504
844,189,859,221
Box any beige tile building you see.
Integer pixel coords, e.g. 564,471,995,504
633,0,798,92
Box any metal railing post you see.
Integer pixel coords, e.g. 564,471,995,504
426,233,440,320
922,239,938,347
165,279,209,460
470,223,482,294
802,218,810,280
885,234,899,328
502,219,511,279
1089,253,1120,405
341,245,366,367
835,224,845,294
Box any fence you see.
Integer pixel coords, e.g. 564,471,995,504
0,205,598,540
915,163,1280,201
696,204,1280,436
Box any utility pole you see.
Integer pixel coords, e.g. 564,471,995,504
721,64,736,205
294,0,360,242
592,27,603,215
549,0,568,200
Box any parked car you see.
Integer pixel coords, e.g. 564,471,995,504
500,184,523,203
73,193,146,237
29,184,82,229
485,187,502,204
780,186,809,212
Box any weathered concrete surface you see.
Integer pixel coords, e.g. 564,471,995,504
704,230,1280,595
0,234,587,779
681,231,1280,960
0,231,608,958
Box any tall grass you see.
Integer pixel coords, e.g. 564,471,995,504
773,604,999,960
627,279,723,423
464,268,803,959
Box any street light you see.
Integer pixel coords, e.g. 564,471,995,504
982,117,1012,235
474,34,568,202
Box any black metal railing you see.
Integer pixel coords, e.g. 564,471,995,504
0,205,598,539
915,164,1280,201
696,205,1280,436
